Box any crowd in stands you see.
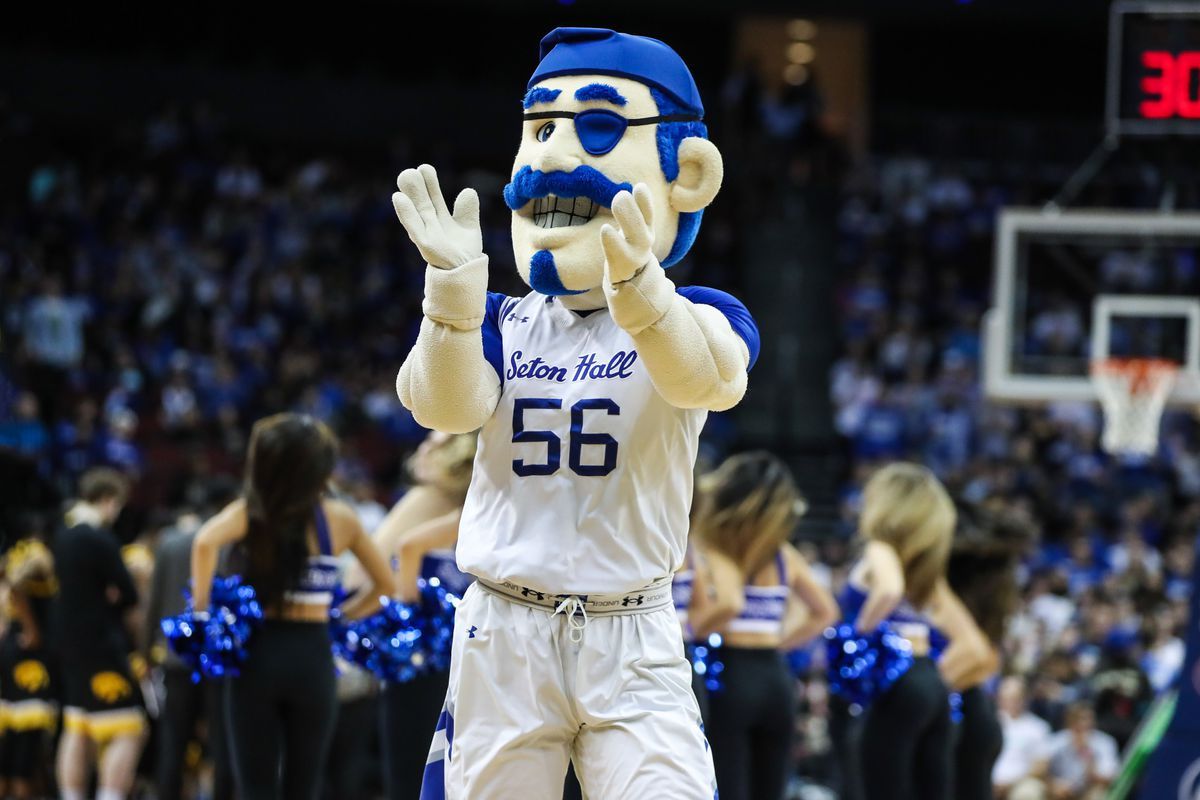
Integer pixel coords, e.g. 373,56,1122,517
824,153,1197,798
0,71,1194,799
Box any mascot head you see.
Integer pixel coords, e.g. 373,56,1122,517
504,27,724,298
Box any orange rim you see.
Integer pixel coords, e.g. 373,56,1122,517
1090,358,1179,394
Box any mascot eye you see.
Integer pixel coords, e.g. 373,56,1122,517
536,122,556,143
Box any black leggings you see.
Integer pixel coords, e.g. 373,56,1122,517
706,647,795,800
829,694,863,800
380,668,450,800
954,686,1003,800
859,657,952,800
225,621,337,800
324,695,378,800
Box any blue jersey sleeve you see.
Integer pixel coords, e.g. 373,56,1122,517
675,286,760,371
482,292,511,385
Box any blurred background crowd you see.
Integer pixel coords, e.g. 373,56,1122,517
2,1,1198,798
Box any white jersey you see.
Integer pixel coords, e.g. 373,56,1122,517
457,288,757,595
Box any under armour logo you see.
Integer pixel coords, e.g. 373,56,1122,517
521,587,546,601
621,595,645,607
468,626,478,639
506,313,531,323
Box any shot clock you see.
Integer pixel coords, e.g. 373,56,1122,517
1108,1,1200,137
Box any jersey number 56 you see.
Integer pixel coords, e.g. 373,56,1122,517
512,398,619,477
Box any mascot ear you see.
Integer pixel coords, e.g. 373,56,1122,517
668,138,723,214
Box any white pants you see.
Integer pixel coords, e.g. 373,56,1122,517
420,581,717,799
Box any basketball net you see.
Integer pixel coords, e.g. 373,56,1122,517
1090,358,1178,456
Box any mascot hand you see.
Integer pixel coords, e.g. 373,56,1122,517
392,164,483,270
601,184,656,285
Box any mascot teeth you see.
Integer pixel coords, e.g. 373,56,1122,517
533,195,598,229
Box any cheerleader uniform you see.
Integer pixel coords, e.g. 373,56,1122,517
380,549,472,800
832,579,952,800
224,505,340,800
706,551,795,800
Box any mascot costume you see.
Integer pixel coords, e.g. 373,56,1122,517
393,27,759,799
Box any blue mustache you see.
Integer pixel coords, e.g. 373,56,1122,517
503,166,633,213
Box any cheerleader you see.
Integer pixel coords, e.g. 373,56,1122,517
831,463,991,800
190,414,394,800
944,504,1030,800
673,536,742,724
370,430,476,800
695,452,839,800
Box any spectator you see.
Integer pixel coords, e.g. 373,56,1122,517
52,400,105,491
1140,606,1184,692
1108,527,1162,578
0,392,50,468
1027,571,1075,642
1036,702,1119,800
993,676,1053,799
102,410,144,478
19,275,90,421
161,367,201,437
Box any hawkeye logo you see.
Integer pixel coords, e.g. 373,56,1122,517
91,672,132,704
13,660,49,693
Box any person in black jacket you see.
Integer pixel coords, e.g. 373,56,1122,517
52,467,145,800
143,479,239,800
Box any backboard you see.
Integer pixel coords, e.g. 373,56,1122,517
983,208,1200,405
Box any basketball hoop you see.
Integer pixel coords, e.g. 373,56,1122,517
1090,358,1178,456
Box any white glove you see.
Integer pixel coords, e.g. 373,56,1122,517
602,184,675,336
600,183,656,285
392,164,482,270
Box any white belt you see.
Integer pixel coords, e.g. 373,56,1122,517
477,576,673,615
478,576,674,643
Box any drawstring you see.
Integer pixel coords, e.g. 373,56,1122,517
553,596,589,643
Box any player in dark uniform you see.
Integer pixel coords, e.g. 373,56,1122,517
0,515,59,799
51,468,145,800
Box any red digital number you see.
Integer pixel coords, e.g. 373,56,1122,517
1141,51,1174,117
1140,50,1200,119
1179,52,1200,118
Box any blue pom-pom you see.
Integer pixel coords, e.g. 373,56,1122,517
329,579,459,683
949,690,964,724
689,632,726,693
161,575,265,682
824,622,915,712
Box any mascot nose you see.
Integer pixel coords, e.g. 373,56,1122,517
533,135,582,174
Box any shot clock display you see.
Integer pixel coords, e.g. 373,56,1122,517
1107,2,1200,137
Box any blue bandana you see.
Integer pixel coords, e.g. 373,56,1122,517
529,28,704,119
